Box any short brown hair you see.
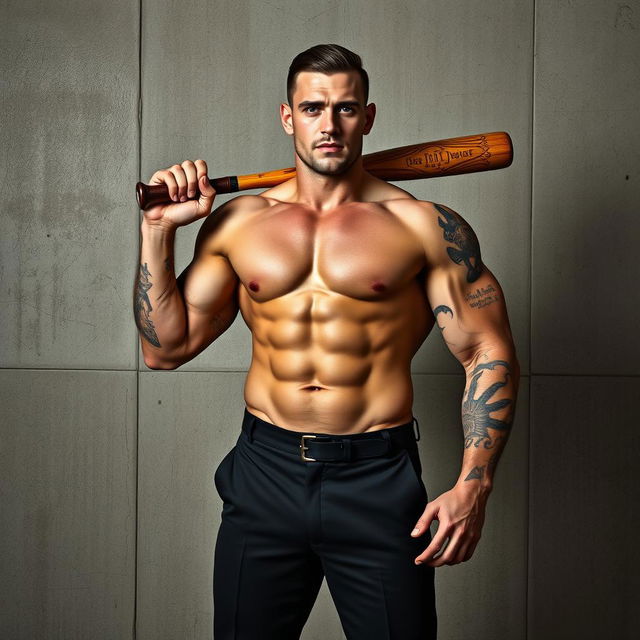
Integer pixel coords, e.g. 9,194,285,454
286,44,369,106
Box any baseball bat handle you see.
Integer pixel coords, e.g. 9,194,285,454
136,131,512,210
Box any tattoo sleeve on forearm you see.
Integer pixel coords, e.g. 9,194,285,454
134,262,161,347
462,359,514,449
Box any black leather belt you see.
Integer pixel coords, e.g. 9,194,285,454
241,407,419,463
300,433,397,461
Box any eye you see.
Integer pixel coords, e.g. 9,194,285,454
339,106,354,113
303,106,318,113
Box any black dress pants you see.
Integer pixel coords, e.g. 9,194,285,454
213,407,437,640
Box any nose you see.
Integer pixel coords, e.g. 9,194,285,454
320,109,339,136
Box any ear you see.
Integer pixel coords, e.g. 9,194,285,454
280,103,294,136
363,102,376,135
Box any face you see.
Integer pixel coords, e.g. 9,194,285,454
280,70,376,176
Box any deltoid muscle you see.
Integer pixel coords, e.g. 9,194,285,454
435,204,483,283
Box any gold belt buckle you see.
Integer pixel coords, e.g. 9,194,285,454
300,434,317,461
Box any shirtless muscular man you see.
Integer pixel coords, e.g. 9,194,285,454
134,43,520,640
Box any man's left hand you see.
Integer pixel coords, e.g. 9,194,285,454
410,484,489,567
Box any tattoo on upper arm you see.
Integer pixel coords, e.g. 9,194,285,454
462,359,514,449
435,203,483,283
433,305,453,329
465,283,500,309
134,262,161,347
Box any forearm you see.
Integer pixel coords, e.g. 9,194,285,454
455,345,521,495
133,220,187,365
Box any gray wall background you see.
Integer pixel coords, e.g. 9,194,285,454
1,0,638,638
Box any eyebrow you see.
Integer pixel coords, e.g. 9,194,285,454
297,100,361,110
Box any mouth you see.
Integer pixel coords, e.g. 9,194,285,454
316,143,343,152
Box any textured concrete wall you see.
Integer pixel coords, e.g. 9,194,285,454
1,0,140,369
0,371,137,639
1,0,139,638
529,1,640,638
1,0,638,638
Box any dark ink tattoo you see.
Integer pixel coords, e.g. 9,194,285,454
462,360,513,449
435,203,483,282
433,305,453,329
134,262,161,347
465,284,500,309
464,465,486,481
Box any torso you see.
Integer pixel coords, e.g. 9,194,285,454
218,176,437,434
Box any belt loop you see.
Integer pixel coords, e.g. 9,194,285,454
342,438,352,461
412,417,421,442
247,415,256,443
380,430,392,455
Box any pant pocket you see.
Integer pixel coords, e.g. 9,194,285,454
401,448,427,499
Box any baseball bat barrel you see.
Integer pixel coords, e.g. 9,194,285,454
136,131,512,210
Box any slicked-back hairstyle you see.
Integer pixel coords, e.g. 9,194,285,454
286,44,369,106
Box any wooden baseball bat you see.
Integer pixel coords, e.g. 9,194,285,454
136,131,512,210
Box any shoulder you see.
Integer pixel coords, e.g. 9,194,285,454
386,199,484,281
195,194,273,256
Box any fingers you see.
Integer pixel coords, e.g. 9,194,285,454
194,159,216,217
461,535,480,563
415,524,451,566
195,159,215,197
150,169,179,201
411,502,436,539
181,160,198,199
455,538,474,564
150,160,212,204
415,528,481,567
169,161,196,202
428,530,464,567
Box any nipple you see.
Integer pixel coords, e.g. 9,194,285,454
249,280,260,292
372,281,386,292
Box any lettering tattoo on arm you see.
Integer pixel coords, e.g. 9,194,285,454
134,262,161,347
462,359,514,449
465,283,500,309
435,203,483,283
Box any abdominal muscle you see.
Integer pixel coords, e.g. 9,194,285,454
241,290,427,435
244,361,415,435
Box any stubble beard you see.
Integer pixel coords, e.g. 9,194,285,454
294,137,362,177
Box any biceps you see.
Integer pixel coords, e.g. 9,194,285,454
425,264,515,366
178,254,240,355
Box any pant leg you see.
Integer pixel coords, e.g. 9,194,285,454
318,443,437,640
212,432,325,640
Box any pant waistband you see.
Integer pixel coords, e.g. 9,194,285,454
241,407,420,462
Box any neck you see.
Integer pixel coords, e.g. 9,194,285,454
290,154,368,212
